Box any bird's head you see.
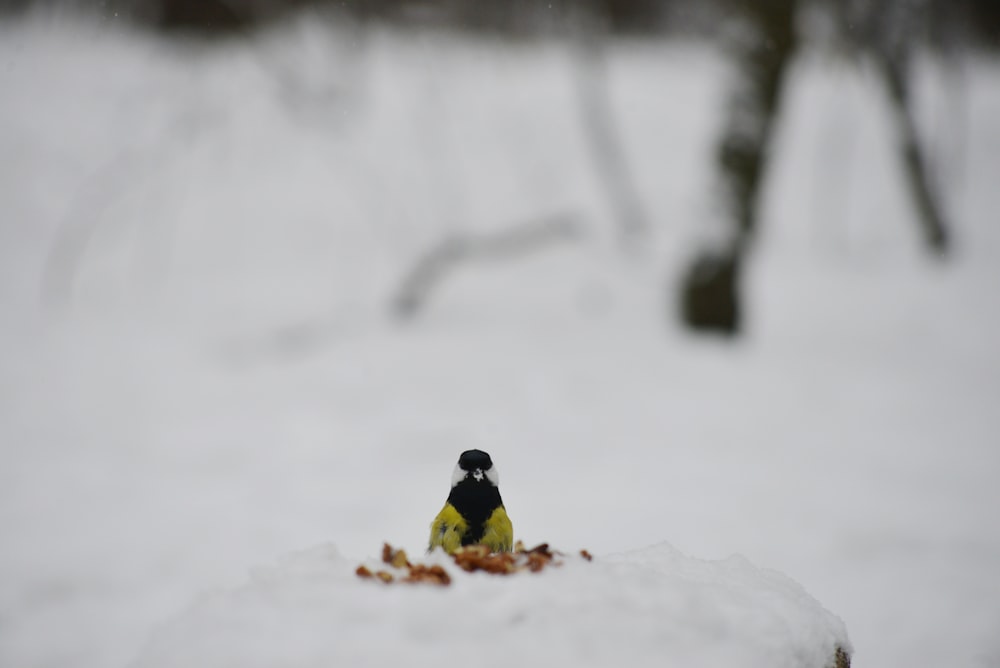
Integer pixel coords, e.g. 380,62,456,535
451,449,500,488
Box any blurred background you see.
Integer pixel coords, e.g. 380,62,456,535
1,1,999,667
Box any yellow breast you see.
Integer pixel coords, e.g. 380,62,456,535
429,503,513,554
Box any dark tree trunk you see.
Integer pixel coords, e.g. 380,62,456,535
679,0,955,336
679,0,796,335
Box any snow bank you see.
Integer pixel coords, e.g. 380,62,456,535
134,543,850,668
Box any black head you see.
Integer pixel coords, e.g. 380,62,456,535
458,449,493,472
451,449,500,488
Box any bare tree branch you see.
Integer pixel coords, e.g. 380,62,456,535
569,1,647,249
875,53,950,254
392,213,584,320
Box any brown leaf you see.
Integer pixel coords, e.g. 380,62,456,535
381,543,412,569
360,540,591,585
526,543,550,555
390,548,410,569
403,564,452,586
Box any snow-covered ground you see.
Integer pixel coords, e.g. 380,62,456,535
134,543,850,668
1,9,999,668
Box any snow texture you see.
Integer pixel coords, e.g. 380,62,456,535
134,543,849,668
1,8,999,668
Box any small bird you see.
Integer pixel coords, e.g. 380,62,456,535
429,449,513,554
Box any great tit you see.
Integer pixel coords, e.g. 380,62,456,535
428,449,513,554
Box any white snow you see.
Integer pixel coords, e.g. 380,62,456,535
1,8,999,668
133,544,849,668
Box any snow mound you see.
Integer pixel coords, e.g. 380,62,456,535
133,542,850,668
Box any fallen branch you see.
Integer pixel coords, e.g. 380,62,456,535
391,213,583,319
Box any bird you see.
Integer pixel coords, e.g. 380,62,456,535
428,449,513,554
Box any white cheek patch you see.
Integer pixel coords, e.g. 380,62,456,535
452,463,501,487
451,463,466,488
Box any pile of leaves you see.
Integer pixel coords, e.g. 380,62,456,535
355,544,452,586
356,541,592,587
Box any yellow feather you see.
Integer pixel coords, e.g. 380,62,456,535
428,503,467,554
428,503,513,554
481,506,514,553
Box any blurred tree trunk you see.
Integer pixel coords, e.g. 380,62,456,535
680,0,954,336
863,0,951,254
572,0,649,249
875,51,950,254
680,0,796,335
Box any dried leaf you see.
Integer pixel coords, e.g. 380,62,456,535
359,541,592,586
403,564,452,586
382,543,411,569
390,548,410,569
